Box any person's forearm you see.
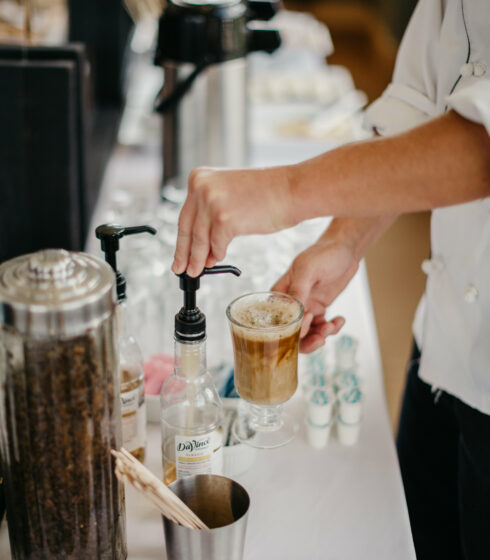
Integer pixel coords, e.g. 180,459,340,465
318,215,398,262
286,111,490,222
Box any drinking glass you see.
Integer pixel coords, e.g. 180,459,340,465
226,292,304,448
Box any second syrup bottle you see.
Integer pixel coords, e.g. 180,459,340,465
96,223,157,461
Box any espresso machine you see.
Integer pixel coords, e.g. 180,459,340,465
155,0,281,200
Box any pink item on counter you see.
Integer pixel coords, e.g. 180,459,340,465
144,353,174,395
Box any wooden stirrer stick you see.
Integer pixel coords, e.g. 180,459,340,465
111,448,209,530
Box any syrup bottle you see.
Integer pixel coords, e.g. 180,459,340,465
96,223,157,461
161,265,241,484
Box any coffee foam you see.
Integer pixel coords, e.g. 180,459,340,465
230,297,301,340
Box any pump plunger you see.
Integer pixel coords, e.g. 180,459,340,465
175,265,241,342
95,224,157,302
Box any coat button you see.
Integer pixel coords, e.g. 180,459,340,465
460,62,474,77
473,62,487,77
464,284,479,303
460,61,487,78
421,259,432,274
432,257,445,271
421,256,445,275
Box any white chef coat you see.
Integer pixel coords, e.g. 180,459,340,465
364,0,490,414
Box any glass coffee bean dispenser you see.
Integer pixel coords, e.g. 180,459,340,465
0,249,127,559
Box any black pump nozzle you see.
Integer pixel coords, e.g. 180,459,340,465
95,224,157,302
176,265,241,342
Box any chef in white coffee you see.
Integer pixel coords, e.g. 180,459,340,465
172,2,490,558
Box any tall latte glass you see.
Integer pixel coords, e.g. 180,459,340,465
226,292,304,448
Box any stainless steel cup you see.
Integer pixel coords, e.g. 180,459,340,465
163,474,250,560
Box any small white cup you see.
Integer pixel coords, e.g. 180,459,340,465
223,443,257,478
337,415,361,446
307,388,334,425
338,387,363,424
305,418,331,449
335,335,358,371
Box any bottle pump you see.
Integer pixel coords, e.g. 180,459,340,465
96,223,157,461
161,265,241,485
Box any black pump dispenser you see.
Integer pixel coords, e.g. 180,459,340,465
95,224,157,302
176,265,241,342
154,0,281,114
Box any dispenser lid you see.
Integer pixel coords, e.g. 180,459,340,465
155,0,248,64
174,0,238,6
155,0,282,66
175,265,241,342
0,249,116,337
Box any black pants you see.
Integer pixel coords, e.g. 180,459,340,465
397,343,490,560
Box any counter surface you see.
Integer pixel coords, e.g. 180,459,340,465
0,261,416,560
123,262,416,560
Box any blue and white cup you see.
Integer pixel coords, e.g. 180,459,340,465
334,371,361,394
338,386,363,424
307,388,335,425
335,334,358,371
337,415,361,446
302,371,330,399
305,418,332,449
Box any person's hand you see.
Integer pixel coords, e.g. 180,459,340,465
172,166,293,277
273,237,359,353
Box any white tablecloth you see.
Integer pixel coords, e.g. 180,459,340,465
0,260,415,560
122,263,415,560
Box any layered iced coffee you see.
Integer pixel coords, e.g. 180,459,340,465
227,292,304,405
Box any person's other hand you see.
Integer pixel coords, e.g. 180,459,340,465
273,238,359,353
172,166,292,277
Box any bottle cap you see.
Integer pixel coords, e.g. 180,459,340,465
175,265,241,342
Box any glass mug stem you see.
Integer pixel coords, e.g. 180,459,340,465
248,404,284,431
